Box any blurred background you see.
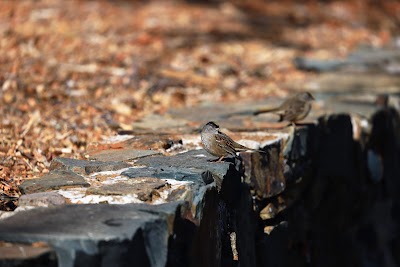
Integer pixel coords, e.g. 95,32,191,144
0,0,399,206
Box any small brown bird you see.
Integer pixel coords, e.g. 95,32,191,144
254,92,314,122
201,121,263,161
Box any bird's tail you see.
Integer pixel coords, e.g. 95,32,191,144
221,106,281,118
235,144,265,153
253,106,280,115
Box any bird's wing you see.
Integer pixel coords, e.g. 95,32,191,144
283,100,306,121
214,132,239,156
216,131,255,153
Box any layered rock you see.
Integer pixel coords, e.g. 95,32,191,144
0,95,399,267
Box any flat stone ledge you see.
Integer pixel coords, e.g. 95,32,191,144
88,148,161,162
49,158,130,175
19,170,89,194
3,93,399,267
18,192,67,208
0,203,181,267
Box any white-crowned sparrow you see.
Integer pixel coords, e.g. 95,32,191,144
201,121,263,161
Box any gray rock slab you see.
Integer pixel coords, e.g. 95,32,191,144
132,114,191,133
123,150,235,190
168,102,285,128
89,149,160,162
18,192,67,208
294,57,345,72
0,203,180,267
122,165,205,183
49,158,130,175
136,149,232,179
86,178,167,202
19,170,89,194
